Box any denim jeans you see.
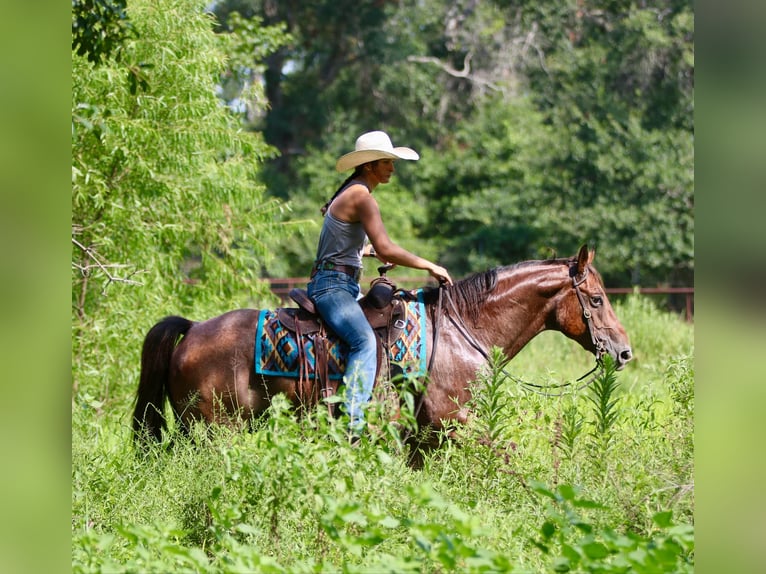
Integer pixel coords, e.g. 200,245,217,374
307,270,377,433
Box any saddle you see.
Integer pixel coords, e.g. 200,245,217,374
276,274,409,411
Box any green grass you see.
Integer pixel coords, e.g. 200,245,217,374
72,294,693,572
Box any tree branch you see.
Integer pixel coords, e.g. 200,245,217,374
407,52,501,92
72,236,145,295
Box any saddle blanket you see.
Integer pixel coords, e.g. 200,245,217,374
254,295,427,380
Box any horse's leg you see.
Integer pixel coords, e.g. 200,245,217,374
403,335,484,467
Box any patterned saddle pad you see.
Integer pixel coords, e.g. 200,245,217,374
254,294,427,380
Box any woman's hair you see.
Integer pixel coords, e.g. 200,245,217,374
320,165,367,215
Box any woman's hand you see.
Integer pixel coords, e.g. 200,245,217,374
428,264,453,286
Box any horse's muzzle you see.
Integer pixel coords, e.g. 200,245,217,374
598,340,633,370
614,346,633,370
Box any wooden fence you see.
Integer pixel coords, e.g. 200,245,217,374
264,277,694,321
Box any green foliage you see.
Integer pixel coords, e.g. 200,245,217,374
519,0,694,286
72,0,288,322
73,396,517,573
470,347,513,446
558,402,585,461
611,292,694,387
457,347,517,483
72,0,134,63
531,483,694,573
585,356,621,468
73,294,693,571
215,11,292,124
412,95,557,273
71,0,694,567
206,0,692,287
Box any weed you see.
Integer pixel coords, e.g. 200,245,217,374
531,482,694,573
72,293,694,572
585,355,621,472
558,402,584,461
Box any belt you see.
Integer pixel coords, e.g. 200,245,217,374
311,261,361,281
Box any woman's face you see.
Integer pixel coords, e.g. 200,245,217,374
369,159,395,184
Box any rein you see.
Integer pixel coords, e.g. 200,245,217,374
410,286,443,429
432,268,606,398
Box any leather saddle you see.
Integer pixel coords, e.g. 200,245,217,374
276,276,410,411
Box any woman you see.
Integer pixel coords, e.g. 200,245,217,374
307,130,453,438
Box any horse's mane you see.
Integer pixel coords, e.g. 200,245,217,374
419,268,499,325
417,256,592,324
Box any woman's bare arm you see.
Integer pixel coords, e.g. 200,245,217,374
356,192,453,285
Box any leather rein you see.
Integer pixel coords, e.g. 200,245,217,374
428,266,606,398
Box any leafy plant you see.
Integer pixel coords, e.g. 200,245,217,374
585,355,621,471
531,482,694,573
558,402,585,461
73,290,693,572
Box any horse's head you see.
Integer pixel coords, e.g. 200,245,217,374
558,245,633,370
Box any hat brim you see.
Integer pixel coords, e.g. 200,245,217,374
335,147,419,172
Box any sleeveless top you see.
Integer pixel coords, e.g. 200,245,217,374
314,211,366,268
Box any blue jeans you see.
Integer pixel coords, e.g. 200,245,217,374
307,270,377,433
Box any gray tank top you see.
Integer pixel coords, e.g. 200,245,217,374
314,211,366,268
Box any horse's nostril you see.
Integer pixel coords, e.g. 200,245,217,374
621,348,633,362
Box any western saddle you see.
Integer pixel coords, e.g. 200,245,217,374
276,268,412,411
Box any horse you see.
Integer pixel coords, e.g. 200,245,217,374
132,245,632,460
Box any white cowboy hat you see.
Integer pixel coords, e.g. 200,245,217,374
335,130,419,172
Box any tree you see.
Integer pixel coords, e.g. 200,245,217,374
72,0,134,63
72,0,291,320
417,0,694,285
518,0,694,285
206,0,693,287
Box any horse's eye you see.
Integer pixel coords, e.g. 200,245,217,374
590,296,603,307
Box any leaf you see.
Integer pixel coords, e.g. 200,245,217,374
557,484,576,501
541,520,556,539
652,510,674,528
376,449,393,465
552,556,571,572
531,482,557,500
379,516,400,529
582,541,610,559
572,498,606,510
234,523,260,535
561,542,581,563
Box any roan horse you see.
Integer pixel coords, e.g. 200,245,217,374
133,245,632,459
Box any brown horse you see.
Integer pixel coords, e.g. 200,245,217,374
133,245,632,455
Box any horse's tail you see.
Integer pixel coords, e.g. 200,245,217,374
132,316,193,447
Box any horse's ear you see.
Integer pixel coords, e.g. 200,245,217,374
576,244,589,276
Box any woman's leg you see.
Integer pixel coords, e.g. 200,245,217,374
320,299,377,433
309,274,377,433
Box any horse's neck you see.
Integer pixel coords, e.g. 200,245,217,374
478,264,567,358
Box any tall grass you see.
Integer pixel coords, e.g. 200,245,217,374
72,294,693,572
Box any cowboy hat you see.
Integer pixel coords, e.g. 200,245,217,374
335,131,419,172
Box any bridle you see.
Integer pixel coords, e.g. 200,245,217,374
571,265,608,360
428,264,606,398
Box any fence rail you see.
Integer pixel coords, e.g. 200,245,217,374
265,277,694,321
